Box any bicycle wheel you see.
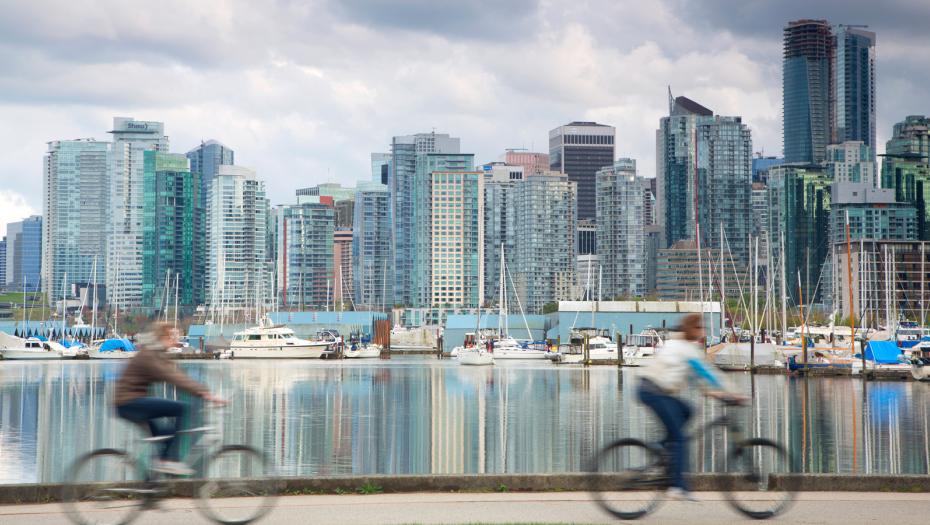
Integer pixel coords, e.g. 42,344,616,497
62,449,149,525
723,438,796,519
197,445,279,525
589,438,666,520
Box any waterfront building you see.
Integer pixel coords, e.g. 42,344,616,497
371,153,391,185
510,173,576,314
882,116,930,240
482,163,519,306
834,25,876,154
596,159,646,299
205,165,269,315
140,152,203,310
767,164,832,303
655,240,743,301
827,141,876,186
186,140,233,209
429,170,484,308
549,121,615,222
5,216,42,292
783,19,834,164
391,132,461,307
278,196,334,310
830,183,916,244
43,139,109,303
353,182,393,310
752,155,784,183
504,150,549,176
107,117,169,309
657,93,752,262
334,229,353,306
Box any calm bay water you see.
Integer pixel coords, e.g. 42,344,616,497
1,357,928,484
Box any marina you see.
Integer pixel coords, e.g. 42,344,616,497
2,358,930,485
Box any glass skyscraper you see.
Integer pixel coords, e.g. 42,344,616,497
141,152,203,310
882,115,930,240
353,182,393,310
429,170,483,308
834,25,876,154
278,197,334,309
390,132,460,307
107,117,169,309
186,140,234,209
43,139,109,302
783,19,834,165
657,94,752,263
596,159,646,299
548,122,615,222
5,216,42,292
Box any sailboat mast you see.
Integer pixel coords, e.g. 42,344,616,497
91,257,97,342
780,232,787,339
499,243,505,337
845,211,855,356
696,223,704,339
923,242,926,329
720,224,725,337
174,272,180,329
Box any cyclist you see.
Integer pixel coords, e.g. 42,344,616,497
114,322,225,475
637,313,744,501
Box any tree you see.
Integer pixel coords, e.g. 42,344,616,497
542,301,559,314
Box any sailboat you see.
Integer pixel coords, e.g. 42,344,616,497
457,308,494,366
490,244,548,360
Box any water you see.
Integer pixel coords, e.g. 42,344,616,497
1,358,929,484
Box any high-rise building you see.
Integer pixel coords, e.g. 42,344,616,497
826,141,876,186
186,140,234,209
353,182,393,309
334,229,353,306
830,183,916,243
482,163,520,306
596,159,646,299
5,216,42,292
657,93,753,262
43,139,109,302
371,153,391,185
141,152,203,310
278,196,335,310
882,115,930,239
577,221,597,255
783,19,834,164
549,122,615,221
429,170,483,308
656,240,743,301
390,132,461,307
206,165,269,314
752,155,784,183
834,25,876,153
767,164,832,302
510,173,576,313
0,237,5,290
107,117,169,309
504,150,549,176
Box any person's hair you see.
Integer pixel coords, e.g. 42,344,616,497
678,313,704,341
147,321,177,341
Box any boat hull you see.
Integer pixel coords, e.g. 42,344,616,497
492,348,550,360
89,351,135,359
0,349,63,360
224,345,328,359
458,350,494,366
345,347,382,359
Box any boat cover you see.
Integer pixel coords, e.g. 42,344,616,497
864,341,901,364
98,338,136,352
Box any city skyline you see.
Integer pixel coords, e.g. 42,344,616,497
3,1,929,234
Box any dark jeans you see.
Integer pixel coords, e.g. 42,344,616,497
638,383,692,490
116,397,187,461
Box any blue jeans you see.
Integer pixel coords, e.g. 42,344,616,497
116,397,187,461
638,383,692,490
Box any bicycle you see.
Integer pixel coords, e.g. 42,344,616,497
62,403,279,525
589,398,796,520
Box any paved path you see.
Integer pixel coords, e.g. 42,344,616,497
1,491,926,524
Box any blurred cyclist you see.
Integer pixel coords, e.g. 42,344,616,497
637,313,745,501
114,322,225,475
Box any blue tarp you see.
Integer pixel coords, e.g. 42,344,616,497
59,340,84,348
864,341,901,364
98,338,136,352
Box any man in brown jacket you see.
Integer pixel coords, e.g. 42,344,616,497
114,322,224,475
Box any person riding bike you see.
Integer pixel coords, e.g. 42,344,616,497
637,313,745,501
114,322,225,475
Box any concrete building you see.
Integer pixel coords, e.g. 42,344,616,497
334,229,353,306
882,115,930,239
107,117,169,309
657,93,753,263
504,150,549,176
549,122,615,221
830,183,916,243
391,132,461,307
186,140,233,209
783,19,834,165
43,139,109,302
827,141,876,186
353,182,393,310
429,170,484,308
206,165,269,315
141,152,203,310
278,196,334,310
596,159,646,299
655,241,744,301
5,216,42,292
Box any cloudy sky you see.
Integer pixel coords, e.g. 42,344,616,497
1,0,928,236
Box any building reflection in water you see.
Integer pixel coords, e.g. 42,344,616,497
2,360,930,484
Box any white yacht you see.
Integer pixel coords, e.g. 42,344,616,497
621,329,663,366
226,316,330,359
0,333,64,360
491,338,550,360
587,335,619,360
344,344,382,358
458,346,494,366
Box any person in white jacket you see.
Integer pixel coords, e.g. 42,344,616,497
637,313,745,500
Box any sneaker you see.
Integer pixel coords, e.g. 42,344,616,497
152,460,194,476
666,487,698,502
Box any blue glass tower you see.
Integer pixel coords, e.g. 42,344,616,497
783,19,834,165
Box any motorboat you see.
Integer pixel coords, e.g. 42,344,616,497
587,335,619,360
621,329,663,365
0,333,64,360
225,316,330,358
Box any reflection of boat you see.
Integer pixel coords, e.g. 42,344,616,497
0,333,64,360
226,316,329,359
89,338,137,359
